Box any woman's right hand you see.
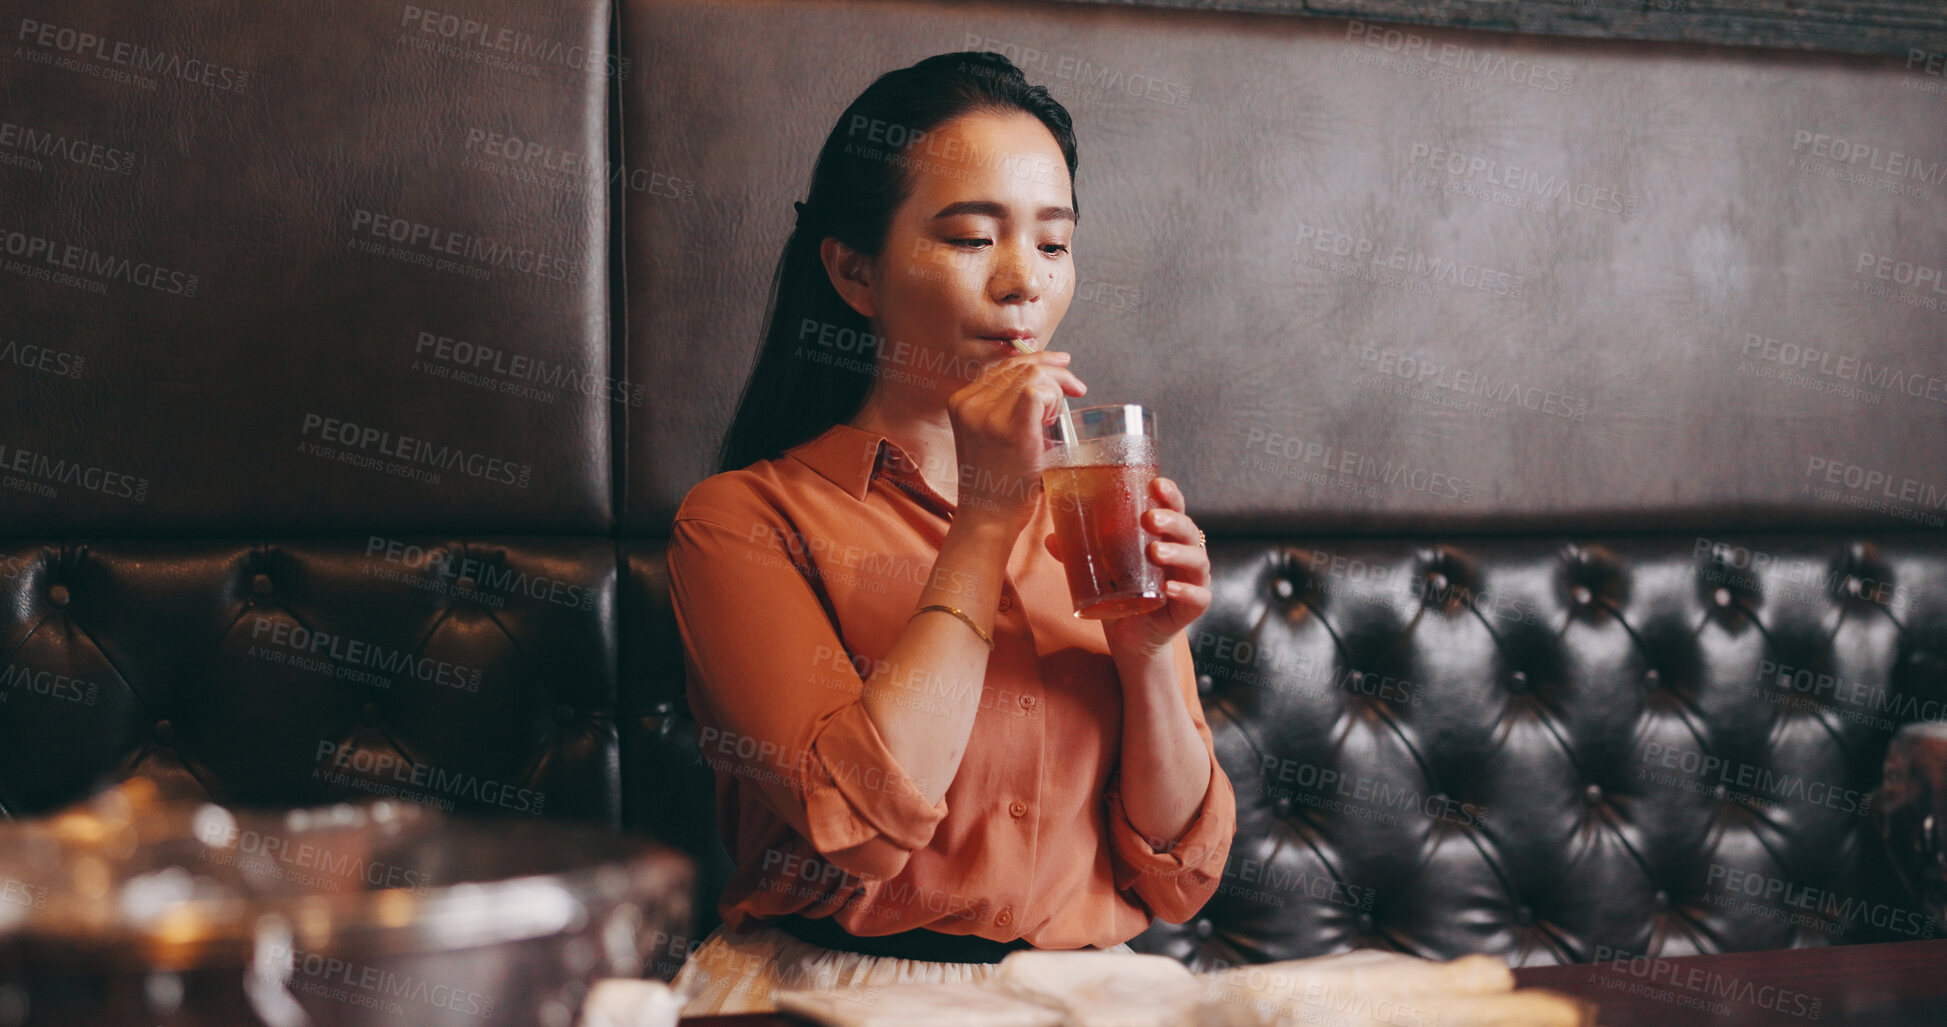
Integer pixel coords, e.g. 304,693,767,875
947,349,1087,533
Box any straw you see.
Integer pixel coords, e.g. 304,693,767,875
1012,338,1075,445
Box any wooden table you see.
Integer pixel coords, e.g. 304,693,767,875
680,938,1947,1026
1514,937,1947,1025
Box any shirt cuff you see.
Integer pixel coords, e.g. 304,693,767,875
800,701,949,877
1106,745,1232,889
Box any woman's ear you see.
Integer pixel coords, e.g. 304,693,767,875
819,236,877,319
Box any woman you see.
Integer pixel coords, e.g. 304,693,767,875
665,50,1235,1015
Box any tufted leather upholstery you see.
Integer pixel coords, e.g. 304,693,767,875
4,0,1945,981
621,533,1947,965
0,540,621,822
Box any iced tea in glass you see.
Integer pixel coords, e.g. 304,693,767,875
1041,404,1166,619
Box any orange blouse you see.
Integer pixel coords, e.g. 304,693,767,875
665,421,1235,950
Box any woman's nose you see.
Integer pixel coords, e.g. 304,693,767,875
990,241,1038,304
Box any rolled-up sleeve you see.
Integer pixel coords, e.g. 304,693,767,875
1103,631,1236,923
666,513,948,881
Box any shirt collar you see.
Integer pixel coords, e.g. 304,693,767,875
786,422,915,502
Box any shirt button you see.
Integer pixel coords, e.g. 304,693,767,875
1018,694,1036,711
995,908,1013,927
1009,801,1027,818
998,594,1013,612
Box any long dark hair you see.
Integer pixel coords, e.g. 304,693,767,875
714,51,1080,475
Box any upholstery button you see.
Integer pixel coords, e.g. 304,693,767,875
1508,671,1527,693
1713,587,1733,608
1571,585,1593,606
1348,671,1366,688
1653,890,1671,913
250,574,273,599
995,908,1013,927
553,704,576,726
1645,669,1660,686
1584,784,1603,805
1196,674,1214,695
1019,694,1036,711
1193,918,1215,940
1356,912,1374,933
47,584,69,608
359,703,381,726
649,701,673,717
455,576,476,593
998,594,1013,612
1009,801,1027,818
1274,578,1293,600
1844,576,1863,597
1427,572,1449,595
152,720,175,747
1273,796,1293,818
1514,905,1534,926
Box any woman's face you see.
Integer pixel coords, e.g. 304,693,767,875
824,109,1077,402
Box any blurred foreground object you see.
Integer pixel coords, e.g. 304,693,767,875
1879,722,1947,925
0,779,691,1027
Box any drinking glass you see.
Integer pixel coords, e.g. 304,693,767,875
1041,404,1166,620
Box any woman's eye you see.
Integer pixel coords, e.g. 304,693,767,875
951,238,991,249
1043,243,1070,255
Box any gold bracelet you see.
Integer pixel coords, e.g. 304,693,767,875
911,603,995,650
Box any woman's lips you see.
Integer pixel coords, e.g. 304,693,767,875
981,335,1036,350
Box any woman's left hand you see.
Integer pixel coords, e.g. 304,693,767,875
1045,476,1211,662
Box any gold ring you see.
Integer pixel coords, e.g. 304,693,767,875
1197,530,1207,549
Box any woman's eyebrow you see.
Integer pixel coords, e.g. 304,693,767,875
931,200,1078,224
